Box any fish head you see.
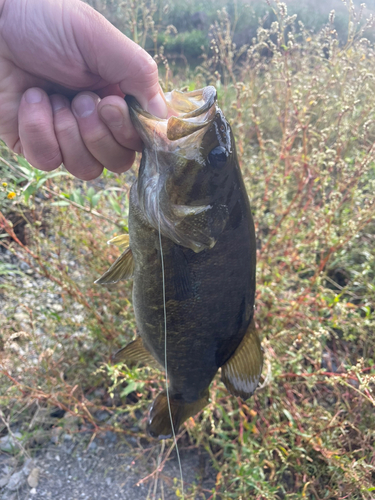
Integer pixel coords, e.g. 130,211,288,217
126,86,238,252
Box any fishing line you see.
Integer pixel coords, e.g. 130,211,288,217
154,127,185,498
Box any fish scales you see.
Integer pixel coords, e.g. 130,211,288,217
96,86,263,439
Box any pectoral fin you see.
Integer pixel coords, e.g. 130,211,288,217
221,319,263,400
95,246,134,285
113,336,162,370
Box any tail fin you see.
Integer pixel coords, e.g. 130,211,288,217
147,390,209,440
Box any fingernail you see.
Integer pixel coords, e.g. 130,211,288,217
72,94,96,118
25,88,43,104
146,92,168,118
100,105,124,127
50,95,67,113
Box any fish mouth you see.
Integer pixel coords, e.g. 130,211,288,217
125,86,217,144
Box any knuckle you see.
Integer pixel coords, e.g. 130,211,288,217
84,128,110,148
54,118,76,140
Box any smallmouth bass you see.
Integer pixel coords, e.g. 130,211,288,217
96,86,263,439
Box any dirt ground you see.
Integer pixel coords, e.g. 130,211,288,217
0,427,216,499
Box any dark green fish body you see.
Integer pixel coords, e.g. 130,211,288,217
96,87,263,439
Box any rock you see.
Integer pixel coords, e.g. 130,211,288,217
0,475,10,488
104,431,117,444
51,304,63,313
14,312,29,322
22,458,34,476
6,470,25,491
0,432,23,452
95,410,110,422
88,440,97,451
27,468,40,488
19,261,30,272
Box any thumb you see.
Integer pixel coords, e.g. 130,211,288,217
73,2,167,118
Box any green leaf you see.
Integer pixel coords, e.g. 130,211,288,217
91,192,101,208
17,165,35,179
71,189,85,207
283,409,294,423
23,184,37,203
86,187,96,199
17,156,32,169
109,195,122,216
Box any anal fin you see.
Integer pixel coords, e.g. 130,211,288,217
221,318,263,400
113,336,162,370
95,246,134,285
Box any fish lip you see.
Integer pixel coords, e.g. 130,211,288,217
125,86,217,142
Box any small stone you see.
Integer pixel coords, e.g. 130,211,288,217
22,458,34,476
0,432,23,452
30,487,37,495
104,431,117,444
0,475,10,488
27,468,40,488
95,410,110,422
6,470,25,491
88,441,97,451
51,304,63,313
14,312,29,322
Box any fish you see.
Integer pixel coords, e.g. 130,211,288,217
96,86,263,439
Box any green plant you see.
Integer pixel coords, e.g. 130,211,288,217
1,1,375,499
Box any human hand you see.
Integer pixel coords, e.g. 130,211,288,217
0,0,167,179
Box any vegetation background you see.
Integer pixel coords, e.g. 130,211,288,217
1,0,375,498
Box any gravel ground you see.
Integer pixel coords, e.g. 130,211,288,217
0,242,217,500
0,430,215,499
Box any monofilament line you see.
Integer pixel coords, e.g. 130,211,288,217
154,129,184,497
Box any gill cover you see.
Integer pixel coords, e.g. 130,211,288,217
126,87,233,253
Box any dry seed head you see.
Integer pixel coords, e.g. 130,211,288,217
271,22,279,34
329,10,335,24
278,3,287,18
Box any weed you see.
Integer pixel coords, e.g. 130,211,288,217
1,1,375,499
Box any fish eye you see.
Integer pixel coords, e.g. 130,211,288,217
208,146,228,168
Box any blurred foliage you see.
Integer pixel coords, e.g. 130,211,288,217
1,1,375,499
85,0,375,66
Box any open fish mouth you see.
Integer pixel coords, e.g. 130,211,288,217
125,86,217,144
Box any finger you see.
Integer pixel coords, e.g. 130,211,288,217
71,92,135,174
97,95,142,152
18,88,62,171
73,2,168,117
49,94,103,181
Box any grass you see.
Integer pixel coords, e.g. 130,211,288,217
1,1,375,499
